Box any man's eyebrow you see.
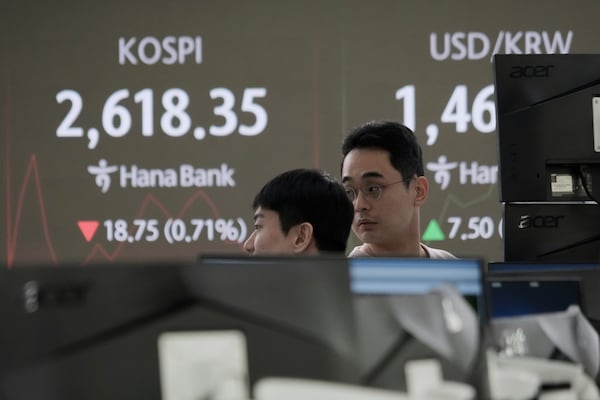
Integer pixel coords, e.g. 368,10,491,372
361,171,385,179
253,212,264,221
342,171,385,183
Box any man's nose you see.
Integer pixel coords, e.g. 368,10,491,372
353,190,370,211
243,231,256,254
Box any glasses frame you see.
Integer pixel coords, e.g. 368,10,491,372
344,178,414,202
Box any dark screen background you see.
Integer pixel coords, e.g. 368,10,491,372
487,279,583,319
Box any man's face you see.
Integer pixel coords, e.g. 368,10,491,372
341,148,420,247
243,206,296,255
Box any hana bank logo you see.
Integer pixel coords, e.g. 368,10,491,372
87,159,236,193
88,159,118,193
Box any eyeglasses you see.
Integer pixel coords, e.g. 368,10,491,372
344,179,413,202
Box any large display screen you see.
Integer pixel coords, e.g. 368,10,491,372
2,0,600,266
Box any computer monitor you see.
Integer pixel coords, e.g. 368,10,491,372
351,257,483,301
349,257,484,392
494,53,600,263
503,202,600,262
485,262,600,326
484,262,600,386
487,278,583,320
494,53,600,203
0,256,359,400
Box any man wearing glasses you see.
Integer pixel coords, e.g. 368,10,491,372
341,120,456,259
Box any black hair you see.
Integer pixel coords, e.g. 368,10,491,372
341,120,424,185
252,169,353,252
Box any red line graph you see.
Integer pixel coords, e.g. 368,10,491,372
82,189,228,264
6,155,59,268
0,69,55,268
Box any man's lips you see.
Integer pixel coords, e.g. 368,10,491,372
357,218,376,227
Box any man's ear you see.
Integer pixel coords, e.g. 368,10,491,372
291,222,314,253
414,176,429,206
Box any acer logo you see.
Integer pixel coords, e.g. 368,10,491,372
509,64,554,78
518,214,564,229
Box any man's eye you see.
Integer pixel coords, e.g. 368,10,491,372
366,185,381,194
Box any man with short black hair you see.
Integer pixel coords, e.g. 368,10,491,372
243,168,353,255
341,120,456,258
